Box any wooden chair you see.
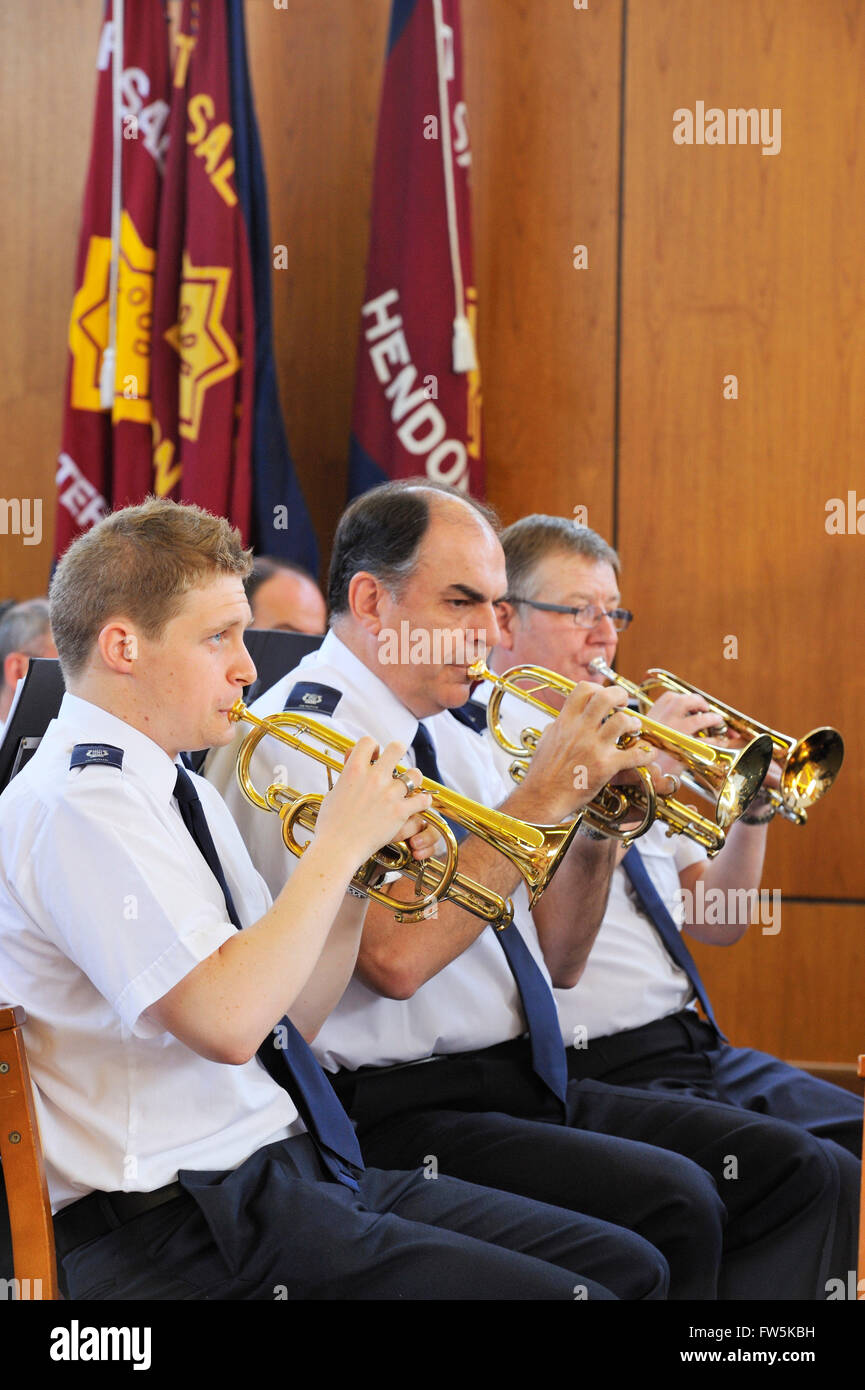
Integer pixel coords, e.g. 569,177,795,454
0,1004,57,1299
859,1054,865,1300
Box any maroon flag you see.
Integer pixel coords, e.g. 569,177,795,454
150,0,254,537
349,0,483,498
56,0,170,558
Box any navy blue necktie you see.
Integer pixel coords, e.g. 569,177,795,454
411,722,468,846
173,766,364,1188
411,726,567,1104
621,846,720,1032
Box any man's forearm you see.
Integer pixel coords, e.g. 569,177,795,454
287,895,369,1040
355,773,614,998
144,839,369,1063
495,776,618,987
531,830,618,986
356,831,526,997
681,819,769,945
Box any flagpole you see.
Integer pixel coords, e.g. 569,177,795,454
432,0,477,374
99,0,124,410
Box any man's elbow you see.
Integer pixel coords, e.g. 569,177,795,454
220,1018,324,1064
144,1002,260,1067
356,942,424,1000
544,948,588,991
215,1040,258,1067
186,1028,260,1067
550,964,583,990
156,1031,258,1067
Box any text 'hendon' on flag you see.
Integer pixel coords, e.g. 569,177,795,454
349,0,483,500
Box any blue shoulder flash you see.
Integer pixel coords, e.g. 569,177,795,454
283,682,342,716
449,699,488,736
70,743,124,771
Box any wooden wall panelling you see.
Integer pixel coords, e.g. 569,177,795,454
689,901,865,1065
462,0,623,535
0,0,103,601
618,0,865,902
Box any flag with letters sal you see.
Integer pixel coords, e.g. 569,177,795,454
150,0,318,569
55,0,170,560
348,0,483,499
225,0,318,571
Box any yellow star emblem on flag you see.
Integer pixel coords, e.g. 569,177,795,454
164,252,240,441
68,211,155,424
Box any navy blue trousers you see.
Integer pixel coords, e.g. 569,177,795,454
58,1135,669,1301
565,1008,862,1296
334,1035,847,1300
565,1009,862,1152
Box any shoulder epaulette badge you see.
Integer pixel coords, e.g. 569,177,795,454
449,699,488,735
283,682,342,717
69,743,124,771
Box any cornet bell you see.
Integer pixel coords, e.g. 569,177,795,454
640,668,845,824
776,728,845,822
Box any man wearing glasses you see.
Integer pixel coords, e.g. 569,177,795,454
462,513,861,1293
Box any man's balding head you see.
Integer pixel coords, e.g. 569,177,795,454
326,481,503,718
327,480,499,616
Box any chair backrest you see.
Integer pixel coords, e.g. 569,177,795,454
0,1004,57,1299
0,658,66,792
243,629,324,706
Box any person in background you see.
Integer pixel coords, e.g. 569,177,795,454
245,556,327,635
0,598,57,724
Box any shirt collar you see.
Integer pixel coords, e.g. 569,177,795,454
57,692,183,804
315,630,424,752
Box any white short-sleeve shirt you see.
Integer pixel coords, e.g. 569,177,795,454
207,631,555,1072
469,682,707,1039
0,694,300,1212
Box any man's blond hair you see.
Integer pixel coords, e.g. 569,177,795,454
50,498,252,678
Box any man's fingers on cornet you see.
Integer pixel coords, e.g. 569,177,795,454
615,760,678,797
342,735,381,773
586,685,630,723
652,768,681,798
613,741,654,773
405,818,440,860
611,712,643,742
374,740,412,778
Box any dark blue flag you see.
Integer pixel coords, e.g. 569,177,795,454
226,0,319,572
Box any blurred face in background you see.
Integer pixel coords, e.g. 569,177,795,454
0,625,57,722
250,568,327,634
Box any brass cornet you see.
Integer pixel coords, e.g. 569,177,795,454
595,663,844,825
467,660,775,856
229,700,582,929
